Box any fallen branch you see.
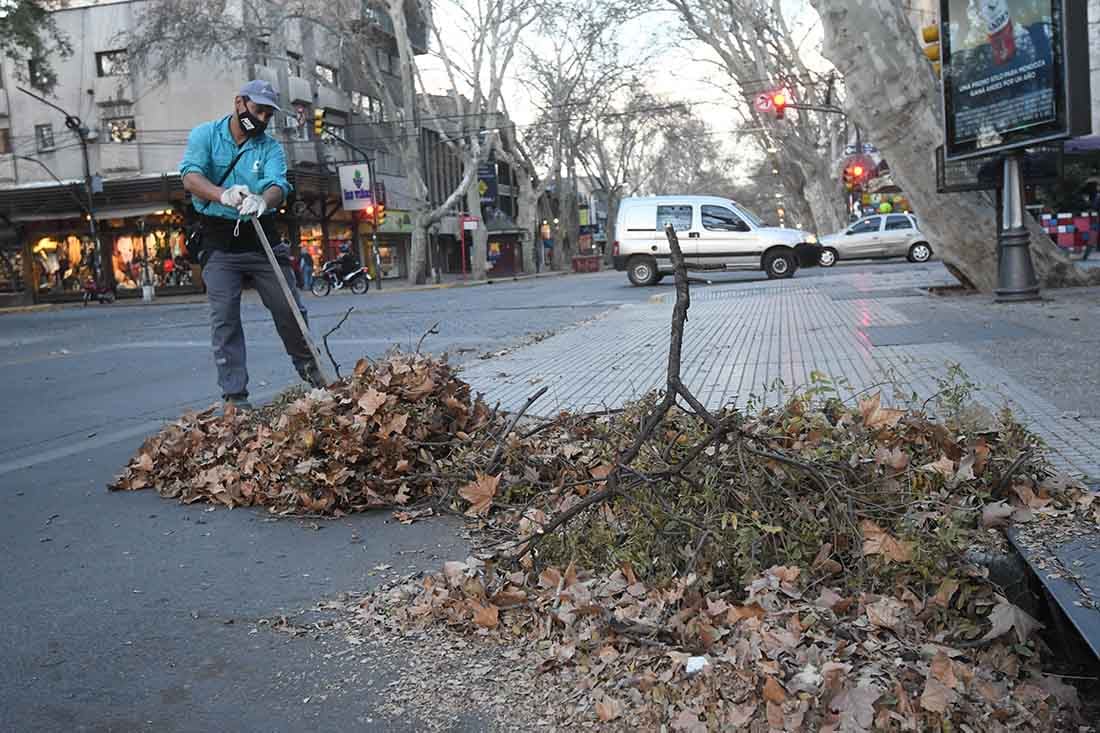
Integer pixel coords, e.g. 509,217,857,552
322,307,356,379
487,386,549,473
416,321,441,354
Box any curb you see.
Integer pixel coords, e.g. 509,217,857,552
0,270,579,313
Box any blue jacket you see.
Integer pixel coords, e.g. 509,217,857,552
179,115,292,221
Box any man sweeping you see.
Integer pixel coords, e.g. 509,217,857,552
181,80,324,410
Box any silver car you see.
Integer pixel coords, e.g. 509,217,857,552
817,213,933,266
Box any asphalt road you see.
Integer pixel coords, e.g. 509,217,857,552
0,261,935,731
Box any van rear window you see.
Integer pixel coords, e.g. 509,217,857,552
623,206,656,231
656,205,692,232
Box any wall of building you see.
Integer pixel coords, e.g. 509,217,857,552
0,0,243,186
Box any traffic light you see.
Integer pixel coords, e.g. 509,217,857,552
313,108,325,136
771,91,787,119
362,202,375,225
843,162,868,191
375,202,386,227
922,23,941,78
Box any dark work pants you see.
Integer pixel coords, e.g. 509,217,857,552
202,249,312,398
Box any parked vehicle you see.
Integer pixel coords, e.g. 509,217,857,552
310,259,371,296
611,196,821,285
81,278,116,305
817,213,932,266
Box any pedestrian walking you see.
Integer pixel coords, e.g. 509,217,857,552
1083,187,1099,261
180,79,324,411
300,248,314,291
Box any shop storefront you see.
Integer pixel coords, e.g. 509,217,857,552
368,209,412,280
16,204,198,301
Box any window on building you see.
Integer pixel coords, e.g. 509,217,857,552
376,48,391,74
256,40,271,66
0,128,11,155
35,123,55,152
107,117,136,143
315,62,338,86
701,205,748,232
656,205,693,232
289,105,310,142
96,50,130,77
287,51,303,77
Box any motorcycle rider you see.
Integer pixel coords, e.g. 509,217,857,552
333,243,360,289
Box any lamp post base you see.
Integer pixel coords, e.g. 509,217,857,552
994,227,1040,302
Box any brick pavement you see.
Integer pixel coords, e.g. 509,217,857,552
461,267,1100,480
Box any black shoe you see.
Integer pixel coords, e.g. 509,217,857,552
297,360,326,389
223,393,253,413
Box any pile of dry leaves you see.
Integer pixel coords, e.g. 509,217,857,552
111,353,491,514
350,386,1098,730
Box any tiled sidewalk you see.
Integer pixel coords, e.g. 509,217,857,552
461,268,1100,479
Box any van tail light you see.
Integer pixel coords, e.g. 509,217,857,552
612,241,620,256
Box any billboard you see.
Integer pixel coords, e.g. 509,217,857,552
338,163,374,211
940,0,1090,161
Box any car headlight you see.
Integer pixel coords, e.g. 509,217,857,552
805,233,818,244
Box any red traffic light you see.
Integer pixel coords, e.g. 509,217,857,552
852,165,863,177
772,91,787,119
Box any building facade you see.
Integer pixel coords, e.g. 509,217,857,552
0,0,425,304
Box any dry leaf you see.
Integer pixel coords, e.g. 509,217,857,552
357,387,387,415
859,392,904,429
459,472,501,517
922,455,956,478
471,602,499,629
920,677,957,714
980,501,1014,528
982,596,1043,644
931,579,960,608
860,520,913,563
866,597,906,631
595,696,623,722
762,676,787,704
930,652,958,689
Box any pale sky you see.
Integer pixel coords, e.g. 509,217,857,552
417,0,832,186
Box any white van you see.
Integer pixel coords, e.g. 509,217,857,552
611,196,821,285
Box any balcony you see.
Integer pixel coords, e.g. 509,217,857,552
358,1,429,54
317,85,350,115
288,76,312,105
99,143,140,173
94,76,134,105
0,157,14,184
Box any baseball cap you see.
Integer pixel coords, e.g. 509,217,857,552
239,80,282,111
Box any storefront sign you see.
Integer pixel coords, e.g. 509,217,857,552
377,209,415,234
338,164,374,211
940,0,1091,161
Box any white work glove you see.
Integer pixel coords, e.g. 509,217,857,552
237,193,267,218
219,184,250,208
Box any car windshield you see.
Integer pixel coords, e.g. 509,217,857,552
729,201,763,228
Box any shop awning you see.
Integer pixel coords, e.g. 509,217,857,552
9,202,175,223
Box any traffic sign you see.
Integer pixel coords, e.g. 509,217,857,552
754,93,773,112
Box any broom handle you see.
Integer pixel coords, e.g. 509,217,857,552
250,218,336,387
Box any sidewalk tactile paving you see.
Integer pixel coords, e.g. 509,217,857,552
460,272,1100,479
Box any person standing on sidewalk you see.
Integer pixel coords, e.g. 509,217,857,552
180,80,323,410
1083,187,1099,261
300,248,314,291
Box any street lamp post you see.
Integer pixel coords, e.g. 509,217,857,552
17,87,110,291
138,217,155,302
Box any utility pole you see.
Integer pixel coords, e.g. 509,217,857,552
18,87,110,290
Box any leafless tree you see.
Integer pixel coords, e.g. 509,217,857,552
665,0,849,234
808,0,1098,291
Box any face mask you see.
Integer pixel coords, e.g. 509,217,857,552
237,104,267,138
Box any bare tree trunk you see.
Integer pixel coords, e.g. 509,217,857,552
515,171,538,273
808,0,1097,291
465,180,489,279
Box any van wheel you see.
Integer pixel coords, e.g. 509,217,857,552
764,251,796,279
627,256,659,286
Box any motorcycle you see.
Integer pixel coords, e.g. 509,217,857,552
81,278,116,305
311,260,371,296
